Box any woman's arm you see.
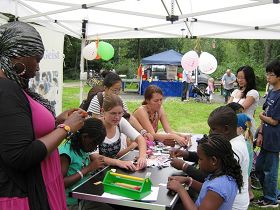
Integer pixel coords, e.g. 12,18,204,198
133,107,187,146
115,141,138,158
119,118,147,169
103,156,136,171
128,115,154,141
39,109,87,154
241,96,255,111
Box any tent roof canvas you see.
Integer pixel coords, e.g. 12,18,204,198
1,0,280,40
141,50,182,65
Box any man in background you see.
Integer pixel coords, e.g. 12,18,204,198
222,69,236,103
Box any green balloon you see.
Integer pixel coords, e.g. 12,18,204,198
97,41,114,61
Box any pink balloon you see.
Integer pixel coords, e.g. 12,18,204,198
181,51,199,72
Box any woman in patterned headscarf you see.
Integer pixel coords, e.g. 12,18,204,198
0,21,87,210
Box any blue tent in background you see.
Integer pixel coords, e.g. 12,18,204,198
141,50,183,65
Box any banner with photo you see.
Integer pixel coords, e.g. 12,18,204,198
29,24,64,115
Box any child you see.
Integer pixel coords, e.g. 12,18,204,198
254,60,280,208
206,77,215,103
167,134,243,210
59,118,111,210
237,113,254,201
226,102,244,114
170,106,250,210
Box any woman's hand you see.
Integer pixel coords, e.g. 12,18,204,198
136,156,147,170
63,109,88,133
174,136,188,147
56,108,79,125
116,160,137,171
143,132,154,141
170,158,186,171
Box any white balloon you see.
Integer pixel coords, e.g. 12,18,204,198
181,51,199,72
82,42,97,60
199,52,217,74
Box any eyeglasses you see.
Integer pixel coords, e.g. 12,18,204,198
237,77,245,80
109,88,121,94
107,111,124,117
266,73,277,77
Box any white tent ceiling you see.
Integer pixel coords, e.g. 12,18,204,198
1,0,280,40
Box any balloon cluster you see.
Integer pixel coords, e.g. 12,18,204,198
82,41,114,61
181,51,217,74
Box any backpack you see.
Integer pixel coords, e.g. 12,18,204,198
79,85,104,112
79,86,131,120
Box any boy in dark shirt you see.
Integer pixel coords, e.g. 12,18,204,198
255,60,280,208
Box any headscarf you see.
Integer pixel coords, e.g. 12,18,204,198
0,21,50,210
0,21,55,115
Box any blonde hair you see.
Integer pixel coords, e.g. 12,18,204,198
244,121,253,143
208,77,214,83
103,94,123,112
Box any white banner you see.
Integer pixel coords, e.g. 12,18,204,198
29,24,64,115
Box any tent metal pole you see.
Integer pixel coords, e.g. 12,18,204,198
20,0,124,20
80,38,86,104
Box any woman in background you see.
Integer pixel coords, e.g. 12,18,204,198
133,85,190,146
228,66,259,134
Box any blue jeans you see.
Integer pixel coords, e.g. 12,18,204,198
255,149,280,203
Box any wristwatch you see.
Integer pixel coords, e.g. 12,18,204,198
57,124,73,139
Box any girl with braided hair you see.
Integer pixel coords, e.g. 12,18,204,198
167,134,243,210
59,118,113,210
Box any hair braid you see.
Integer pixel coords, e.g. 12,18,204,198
199,134,243,192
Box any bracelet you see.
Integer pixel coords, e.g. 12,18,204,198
182,162,188,171
57,124,74,139
185,177,193,190
140,129,147,136
77,170,84,179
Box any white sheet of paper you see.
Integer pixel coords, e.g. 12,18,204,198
101,186,159,201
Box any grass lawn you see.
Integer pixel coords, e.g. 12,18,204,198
63,84,277,210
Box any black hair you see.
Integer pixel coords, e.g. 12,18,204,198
226,102,244,113
236,66,257,99
101,70,122,88
70,118,106,155
208,106,237,130
198,134,243,192
266,59,280,77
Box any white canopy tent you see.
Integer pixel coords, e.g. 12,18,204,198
1,0,280,104
1,0,280,40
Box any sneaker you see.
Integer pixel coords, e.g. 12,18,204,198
255,200,279,208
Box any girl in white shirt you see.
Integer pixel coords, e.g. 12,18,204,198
100,94,147,171
228,66,259,134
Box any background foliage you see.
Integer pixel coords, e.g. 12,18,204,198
63,36,280,89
